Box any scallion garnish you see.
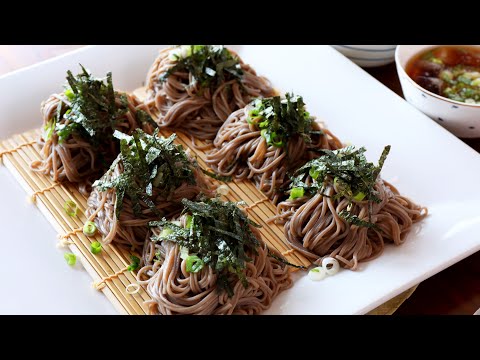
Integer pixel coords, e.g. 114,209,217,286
90,241,102,254
289,145,391,228
289,187,304,200
160,45,243,90
185,255,204,273
185,215,193,229
127,255,140,272
83,221,97,237
64,253,76,266
63,200,78,217
247,93,314,148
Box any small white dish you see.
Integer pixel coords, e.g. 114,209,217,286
395,45,480,138
332,45,397,67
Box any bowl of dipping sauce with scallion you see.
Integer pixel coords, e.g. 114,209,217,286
396,45,480,138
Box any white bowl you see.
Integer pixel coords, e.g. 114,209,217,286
396,45,480,138
332,45,397,67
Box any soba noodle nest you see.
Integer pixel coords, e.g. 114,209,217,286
31,75,155,195
144,45,275,140
86,133,215,249
206,99,343,204
275,161,428,270
138,215,292,315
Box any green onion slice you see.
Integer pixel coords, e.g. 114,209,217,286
180,246,189,260
83,221,97,237
159,227,173,238
353,192,366,201
90,241,102,254
64,88,75,100
127,255,140,272
289,187,304,200
64,253,76,266
185,255,204,273
63,200,78,217
185,215,193,229
44,120,55,141
309,167,320,180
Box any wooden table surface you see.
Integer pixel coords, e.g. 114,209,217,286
1,45,479,315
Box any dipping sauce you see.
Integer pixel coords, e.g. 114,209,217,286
406,46,480,104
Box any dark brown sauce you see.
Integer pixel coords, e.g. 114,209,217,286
406,46,480,104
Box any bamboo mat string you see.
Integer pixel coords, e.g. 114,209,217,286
282,249,296,257
244,197,270,212
93,266,129,291
57,228,83,247
0,140,36,164
30,182,61,203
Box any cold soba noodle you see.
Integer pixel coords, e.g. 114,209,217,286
31,65,156,195
137,198,292,315
144,45,275,140
86,129,214,249
206,93,343,203
275,146,427,270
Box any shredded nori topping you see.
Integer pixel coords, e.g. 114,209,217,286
93,129,196,218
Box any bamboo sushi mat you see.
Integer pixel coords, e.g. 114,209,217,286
0,117,417,315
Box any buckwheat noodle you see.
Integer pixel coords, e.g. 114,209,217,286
144,47,275,140
206,107,343,204
86,155,215,249
31,92,155,195
137,217,292,315
274,177,428,270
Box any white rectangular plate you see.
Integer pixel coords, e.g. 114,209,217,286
1,45,479,315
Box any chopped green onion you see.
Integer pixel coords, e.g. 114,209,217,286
64,253,76,266
185,255,204,273
63,200,78,217
127,255,140,272
159,227,174,238
180,246,189,260
289,187,304,200
64,88,75,100
308,266,326,281
353,192,366,201
322,257,340,276
65,109,72,115
248,109,259,118
192,45,205,53
90,241,102,254
471,78,480,87
309,167,320,180
44,120,55,141
83,221,97,237
185,215,193,229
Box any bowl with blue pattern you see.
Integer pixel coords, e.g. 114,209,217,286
332,45,397,67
